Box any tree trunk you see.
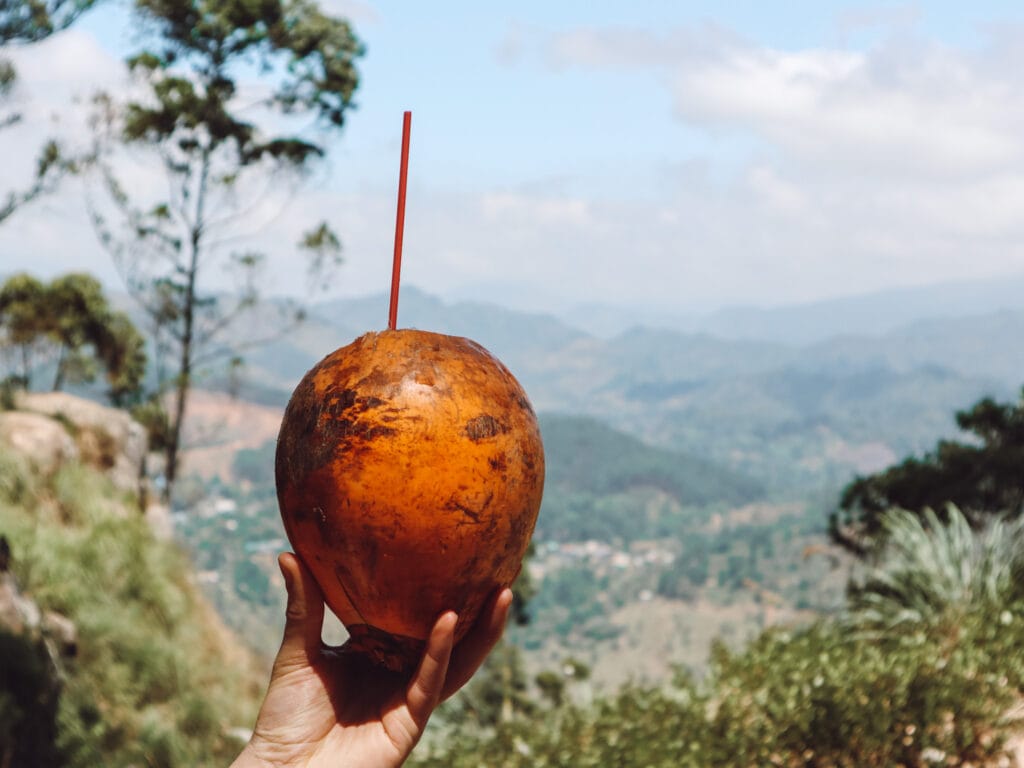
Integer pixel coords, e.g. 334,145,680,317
161,149,210,503
19,345,30,388
52,345,66,391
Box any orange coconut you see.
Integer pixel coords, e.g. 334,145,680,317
275,329,544,671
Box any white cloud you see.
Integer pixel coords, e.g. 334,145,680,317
9,27,125,86
671,41,1023,177
529,23,1024,306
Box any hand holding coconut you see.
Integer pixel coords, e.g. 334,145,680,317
231,553,512,768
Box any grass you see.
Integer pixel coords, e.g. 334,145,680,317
0,445,263,767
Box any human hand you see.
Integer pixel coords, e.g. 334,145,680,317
231,552,512,768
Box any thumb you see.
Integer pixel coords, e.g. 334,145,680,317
274,552,325,669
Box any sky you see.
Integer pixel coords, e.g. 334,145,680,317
3,0,1024,318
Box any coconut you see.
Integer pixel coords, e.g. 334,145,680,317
275,328,544,671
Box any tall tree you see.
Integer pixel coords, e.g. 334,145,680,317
89,0,360,500
831,387,1024,557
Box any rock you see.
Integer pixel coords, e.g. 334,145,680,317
0,411,79,475
15,392,147,494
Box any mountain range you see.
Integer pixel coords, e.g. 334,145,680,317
225,285,1022,492
558,271,1024,343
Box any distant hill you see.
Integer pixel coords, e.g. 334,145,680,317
536,414,764,543
540,414,762,506
561,271,1024,344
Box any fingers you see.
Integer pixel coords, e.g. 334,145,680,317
404,611,457,731
442,588,512,699
274,552,325,670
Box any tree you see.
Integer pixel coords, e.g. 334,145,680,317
89,0,361,500
1,0,97,43
831,387,1024,556
0,271,146,403
0,0,95,224
95,309,147,405
0,272,49,386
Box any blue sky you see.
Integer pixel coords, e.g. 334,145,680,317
5,1,1024,316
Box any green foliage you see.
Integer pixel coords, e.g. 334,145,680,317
232,558,272,605
97,311,148,406
0,0,96,43
0,447,35,506
656,537,710,599
524,565,612,641
703,617,1018,766
833,387,1024,555
0,446,261,766
542,414,762,506
0,272,147,402
130,395,172,452
0,273,49,378
849,505,1024,630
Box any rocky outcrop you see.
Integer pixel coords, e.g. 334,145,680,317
0,392,147,496
0,411,77,476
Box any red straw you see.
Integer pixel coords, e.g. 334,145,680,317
388,111,412,330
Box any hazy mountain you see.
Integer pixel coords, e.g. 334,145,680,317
561,272,1024,344
212,287,1024,491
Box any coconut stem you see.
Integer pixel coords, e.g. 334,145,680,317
389,110,412,330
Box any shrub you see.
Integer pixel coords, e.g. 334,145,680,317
848,505,1024,631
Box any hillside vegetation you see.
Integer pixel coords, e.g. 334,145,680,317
0,411,263,766
537,414,762,543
